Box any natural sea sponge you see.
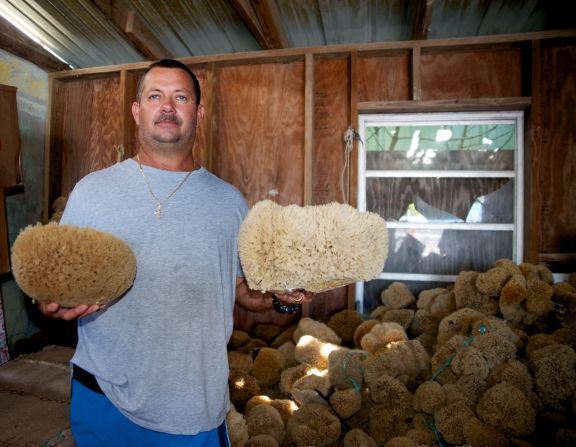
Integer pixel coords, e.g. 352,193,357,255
529,343,576,409
476,382,536,437
229,330,252,350
368,389,414,446
227,405,249,447
11,222,136,307
413,380,445,414
434,400,475,445
293,317,341,345
343,428,377,447
244,396,298,424
228,351,254,373
475,266,510,297
294,335,341,370
330,387,362,419
252,348,286,387
286,404,341,446
436,308,486,347
362,339,429,389
244,434,278,447
229,369,261,412
253,324,285,344
500,273,528,305
279,364,308,395
381,282,416,309
328,348,367,390
238,200,388,293
245,405,285,443
373,308,415,331
327,310,365,347
463,417,511,447
291,369,331,398
360,322,408,354
417,288,456,320
454,271,499,315
353,319,379,349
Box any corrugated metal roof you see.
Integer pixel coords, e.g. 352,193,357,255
0,0,574,71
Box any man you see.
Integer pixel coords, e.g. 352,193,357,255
39,59,312,446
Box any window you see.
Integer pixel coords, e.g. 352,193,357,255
356,111,524,314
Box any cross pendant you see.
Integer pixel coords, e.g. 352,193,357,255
155,204,162,219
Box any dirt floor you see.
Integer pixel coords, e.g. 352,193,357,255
0,345,75,446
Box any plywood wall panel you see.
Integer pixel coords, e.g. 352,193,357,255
533,41,576,271
54,76,123,198
357,52,411,102
421,48,523,99
313,56,350,205
215,62,305,207
43,31,576,323
215,62,305,330
310,56,351,320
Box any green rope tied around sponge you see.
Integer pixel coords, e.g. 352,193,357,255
429,323,488,382
426,418,446,447
342,349,368,392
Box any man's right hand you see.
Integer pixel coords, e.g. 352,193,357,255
38,302,102,321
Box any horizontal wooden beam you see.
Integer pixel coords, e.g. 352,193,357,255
228,0,275,50
48,29,576,80
92,0,173,60
249,0,290,49
0,15,69,72
538,253,576,262
358,97,532,113
412,0,435,40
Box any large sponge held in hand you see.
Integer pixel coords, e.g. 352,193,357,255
238,200,388,293
11,222,136,307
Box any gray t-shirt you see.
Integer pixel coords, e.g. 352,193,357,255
61,159,248,435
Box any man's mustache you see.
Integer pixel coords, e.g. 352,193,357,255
155,114,182,125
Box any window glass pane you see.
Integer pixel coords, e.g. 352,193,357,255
365,123,515,171
384,229,513,276
367,178,514,223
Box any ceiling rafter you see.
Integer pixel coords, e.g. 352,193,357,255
91,0,173,60
412,0,435,40
0,14,69,72
228,0,289,50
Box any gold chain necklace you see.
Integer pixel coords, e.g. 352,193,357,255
136,155,193,219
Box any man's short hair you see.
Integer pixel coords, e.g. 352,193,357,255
136,59,201,106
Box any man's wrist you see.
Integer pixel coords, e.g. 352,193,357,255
271,293,301,314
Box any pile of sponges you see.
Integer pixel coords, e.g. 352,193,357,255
226,262,576,447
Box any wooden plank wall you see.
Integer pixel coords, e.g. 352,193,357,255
420,45,524,99
48,75,123,202
44,31,576,331
531,37,576,272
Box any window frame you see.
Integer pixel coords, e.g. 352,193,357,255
355,111,525,312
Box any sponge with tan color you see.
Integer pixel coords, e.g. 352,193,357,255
11,222,136,307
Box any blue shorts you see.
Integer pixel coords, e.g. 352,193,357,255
70,379,229,446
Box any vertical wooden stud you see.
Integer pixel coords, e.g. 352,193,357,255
204,63,218,173
347,50,359,310
411,46,422,101
304,52,314,207
529,39,541,265
302,52,314,317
